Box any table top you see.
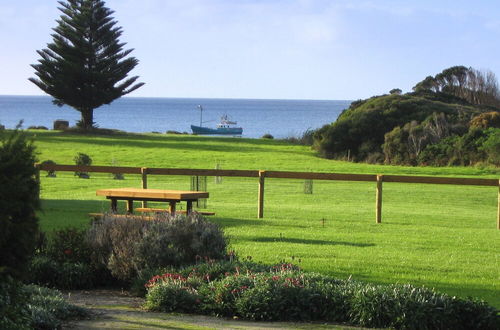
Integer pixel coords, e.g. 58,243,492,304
96,187,209,200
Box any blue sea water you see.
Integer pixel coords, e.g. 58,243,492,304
0,95,351,139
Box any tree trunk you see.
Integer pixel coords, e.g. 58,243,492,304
80,109,94,131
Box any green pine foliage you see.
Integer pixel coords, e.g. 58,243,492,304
29,0,144,130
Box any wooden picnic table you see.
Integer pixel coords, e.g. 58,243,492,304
96,187,209,215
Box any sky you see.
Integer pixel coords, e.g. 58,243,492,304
1,0,500,100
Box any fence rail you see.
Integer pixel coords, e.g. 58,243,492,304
36,163,500,229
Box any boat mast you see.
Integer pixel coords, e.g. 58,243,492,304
197,105,203,127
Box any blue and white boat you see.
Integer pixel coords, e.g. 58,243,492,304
191,105,243,135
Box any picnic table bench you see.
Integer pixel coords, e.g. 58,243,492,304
96,187,209,215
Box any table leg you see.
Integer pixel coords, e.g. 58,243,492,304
126,200,134,214
186,200,193,215
111,199,117,213
169,201,176,216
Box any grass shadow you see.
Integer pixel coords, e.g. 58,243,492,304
248,236,375,247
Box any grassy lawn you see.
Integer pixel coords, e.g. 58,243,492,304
28,130,500,308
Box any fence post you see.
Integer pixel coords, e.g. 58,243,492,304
258,170,266,218
141,167,148,208
376,175,383,223
497,180,499,230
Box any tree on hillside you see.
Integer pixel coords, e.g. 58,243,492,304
413,66,500,109
29,0,144,130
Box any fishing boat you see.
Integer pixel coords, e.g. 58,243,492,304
191,105,243,135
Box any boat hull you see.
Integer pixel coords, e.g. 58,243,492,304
191,125,243,135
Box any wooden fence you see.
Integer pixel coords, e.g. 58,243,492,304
36,163,500,229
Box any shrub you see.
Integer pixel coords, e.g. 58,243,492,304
27,126,49,130
28,256,94,290
28,255,60,287
470,111,500,129
348,283,500,330
235,273,318,321
144,268,500,329
40,159,57,177
73,152,92,178
282,129,315,145
261,133,274,139
87,214,147,281
134,214,228,270
0,276,31,330
87,213,228,282
144,273,203,313
25,285,88,329
197,273,256,317
46,227,92,264
480,128,500,166
0,130,40,279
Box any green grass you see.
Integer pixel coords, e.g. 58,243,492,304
26,130,500,308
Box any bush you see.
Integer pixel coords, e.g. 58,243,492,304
0,276,31,330
480,128,500,165
40,159,57,177
134,214,228,270
470,111,500,129
46,227,92,264
348,283,500,330
73,152,92,178
282,129,315,145
28,255,60,287
261,133,274,139
235,273,319,321
197,273,256,317
87,214,147,281
144,268,500,329
28,256,94,290
87,213,228,283
25,285,88,329
144,273,203,313
0,130,40,279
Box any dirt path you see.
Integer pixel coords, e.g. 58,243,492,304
61,289,360,330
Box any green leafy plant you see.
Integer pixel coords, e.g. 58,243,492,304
25,285,88,329
73,152,92,178
28,256,94,290
144,267,500,329
46,227,92,264
40,159,57,177
0,276,31,330
144,273,202,313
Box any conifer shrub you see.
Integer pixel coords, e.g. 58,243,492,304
0,130,40,279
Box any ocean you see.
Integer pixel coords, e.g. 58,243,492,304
0,95,351,139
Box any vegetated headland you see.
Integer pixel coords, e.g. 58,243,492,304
312,66,500,168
